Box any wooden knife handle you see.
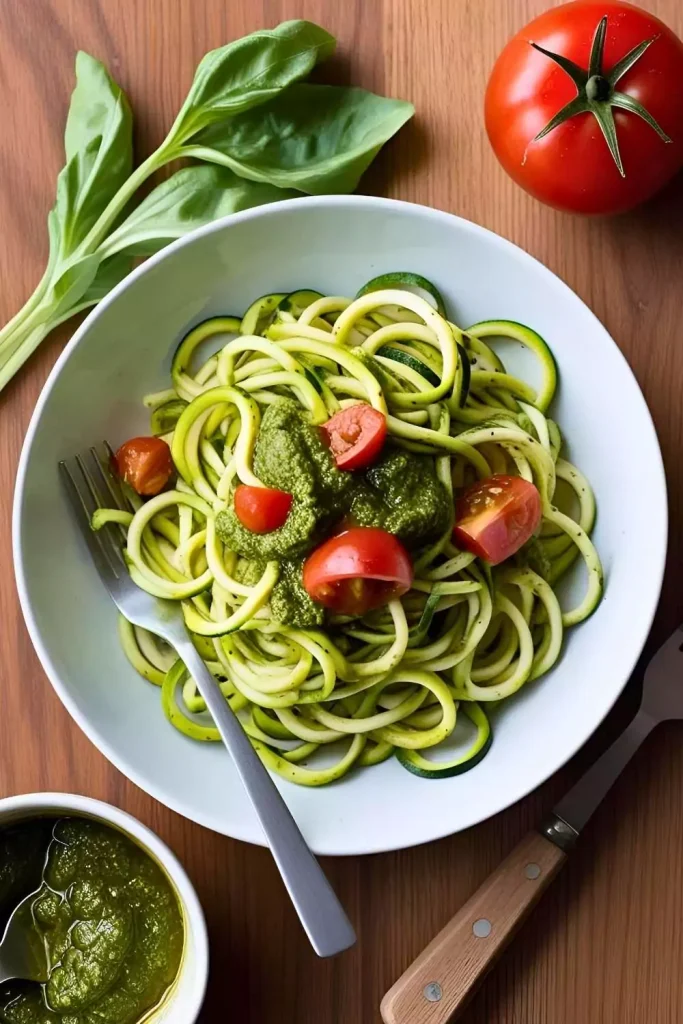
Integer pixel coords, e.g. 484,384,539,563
380,831,566,1024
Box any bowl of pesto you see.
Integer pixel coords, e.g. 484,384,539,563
0,793,208,1024
13,195,666,855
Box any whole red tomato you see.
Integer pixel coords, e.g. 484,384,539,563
485,1,683,213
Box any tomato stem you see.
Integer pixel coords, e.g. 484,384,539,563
586,75,611,102
530,14,672,176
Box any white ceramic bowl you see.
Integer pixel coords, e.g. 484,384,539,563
0,792,208,1021
13,196,667,855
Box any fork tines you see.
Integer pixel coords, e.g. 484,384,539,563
59,443,133,585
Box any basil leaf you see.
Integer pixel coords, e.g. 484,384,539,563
65,52,133,173
81,252,135,302
99,165,298,259
46,252,135,330
168,20,334,143
183,84,414,194
52,52,133,256
45,255,140,335
43,254,102,321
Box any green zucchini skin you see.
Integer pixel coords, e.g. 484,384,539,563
150,398,188,436
397,704,492,779
278,289,324,318
467,319,557,412
172,316,241,378
356,272,447,317
240,293,288,335
376,344,441,388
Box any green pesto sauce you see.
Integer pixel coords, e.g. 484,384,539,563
217,398,451,628
0,818,184,1024
235,554,325,628
352,449,451,545
217,397,355,561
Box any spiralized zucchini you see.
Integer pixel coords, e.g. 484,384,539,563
101,277,603,786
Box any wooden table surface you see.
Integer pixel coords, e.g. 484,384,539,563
1,1,682,1021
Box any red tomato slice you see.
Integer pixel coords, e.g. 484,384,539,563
303,527,413,616
115,436,174,496
234,485,292,534
453,475,542,565
320,404,387,471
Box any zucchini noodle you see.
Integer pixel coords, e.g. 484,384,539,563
101,277,603,785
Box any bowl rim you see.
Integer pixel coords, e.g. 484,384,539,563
12,193,668,855
0,791,208,1020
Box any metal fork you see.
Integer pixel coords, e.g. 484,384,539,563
60,444,356,959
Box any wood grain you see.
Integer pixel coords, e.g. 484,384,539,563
0,2,682,1022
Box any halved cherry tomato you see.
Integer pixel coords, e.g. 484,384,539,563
114,436,174,496
453,475,542,565
234,485,292,534
303,527,412,616
320,404,387,471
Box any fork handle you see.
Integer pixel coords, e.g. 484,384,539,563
176,640,356,958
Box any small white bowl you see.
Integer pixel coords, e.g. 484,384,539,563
0,792,208,1022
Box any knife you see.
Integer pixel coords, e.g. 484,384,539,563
380,624,683,1024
